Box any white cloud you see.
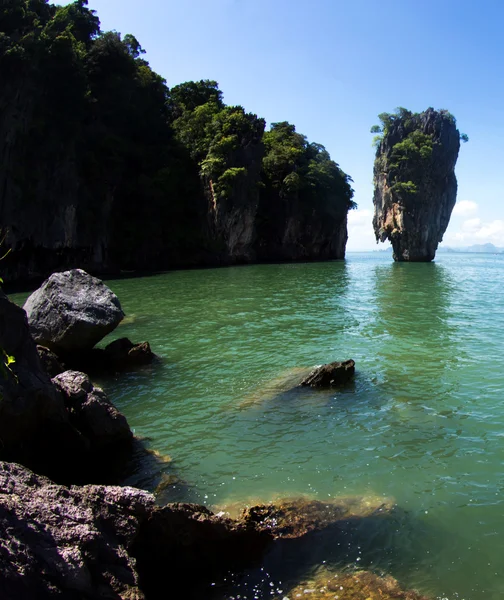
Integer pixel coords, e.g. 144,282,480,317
348,208,372,225
461,218,481,232
452,200,478,216
443,218,504,247
347,208,385,251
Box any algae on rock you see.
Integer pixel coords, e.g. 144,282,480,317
371,107,464,262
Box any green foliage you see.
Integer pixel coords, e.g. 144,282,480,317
1,0,356,271
372,107,465,203
390,130,434,168
390,180,418,195
460,133,469,143
261,122,355,213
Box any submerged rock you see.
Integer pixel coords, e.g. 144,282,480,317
372,108,461,261
24,269,124,354
241,495,395,539
283,568,430,600
52,370,133,449
300,359,355,388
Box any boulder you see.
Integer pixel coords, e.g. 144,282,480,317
23,269,124,354
0,290,87,477
104,337,155,369
0,461,153,600
300,359,355,387
0,462,272,600
52,370,133,449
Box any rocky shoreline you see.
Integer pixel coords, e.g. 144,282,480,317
0,269,430,599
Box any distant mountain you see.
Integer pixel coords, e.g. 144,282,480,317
439,243,504,254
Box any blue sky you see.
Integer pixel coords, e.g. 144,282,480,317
71,0,504,250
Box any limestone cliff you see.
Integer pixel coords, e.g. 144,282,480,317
0,4,354,284
372,108,461,261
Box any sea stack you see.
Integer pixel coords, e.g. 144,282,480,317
372,107,462,261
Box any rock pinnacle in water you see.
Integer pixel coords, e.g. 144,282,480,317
372,107,462,262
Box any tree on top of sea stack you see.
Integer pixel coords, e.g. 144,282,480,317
371,107,468,262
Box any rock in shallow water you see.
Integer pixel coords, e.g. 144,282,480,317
52,370,133,449
24,269,124,354
284,568,430,599
241,495,395,539
300,359,355,388
372,108,461,262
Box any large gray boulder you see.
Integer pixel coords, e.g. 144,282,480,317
24,269,124,354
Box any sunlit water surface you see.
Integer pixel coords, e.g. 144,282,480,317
11,252,504,599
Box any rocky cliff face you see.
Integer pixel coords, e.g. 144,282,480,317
372,108,461,261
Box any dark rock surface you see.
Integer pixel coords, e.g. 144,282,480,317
52,370,133,449
133,503,272,598
36,345,65,377
0,290,133,482
59,337,156,376
0,461,153,600
104,337,155,368
0,290,87,476
0,462,272,600
300,359,355,387
23,269,124,354
373,108,461,261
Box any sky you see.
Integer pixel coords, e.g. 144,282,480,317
66,0,504,250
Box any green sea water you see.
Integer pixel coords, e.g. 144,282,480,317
11,252,504,599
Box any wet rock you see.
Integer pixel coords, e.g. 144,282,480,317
284,568,430,600
300,359,355,388
58,338,156,376
241,495,395,539
373,108,461,262
52,370,133,449
104,337,155,368
24,269,124,354
36,345,65,377
0,461,153,600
